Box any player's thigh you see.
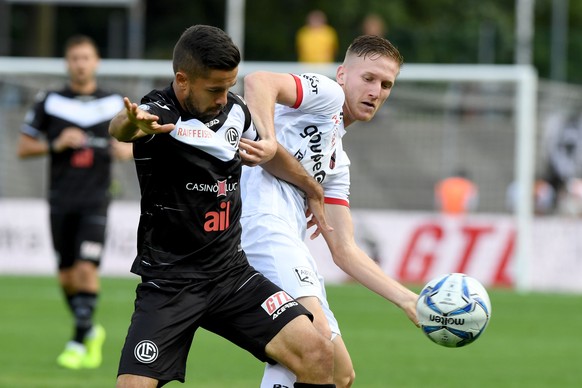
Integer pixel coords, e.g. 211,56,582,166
297,296,332,339
76,205,108,265
243,215,324,300
50,210,79,269
116,374,158,388
265,314,328,368
202,271,312,364
118,279,205,383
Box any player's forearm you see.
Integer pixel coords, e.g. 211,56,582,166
17,135,49,158
262,143,321,197
334,246,417,308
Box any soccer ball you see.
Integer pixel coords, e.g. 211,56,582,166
416,273,491,348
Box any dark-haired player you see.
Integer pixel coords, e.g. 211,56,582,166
18,34,131,370
109,24,336,388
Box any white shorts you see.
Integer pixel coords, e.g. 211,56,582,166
241,213,341,336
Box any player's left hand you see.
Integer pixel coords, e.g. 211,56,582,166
238,138,277,166
401,295,420,328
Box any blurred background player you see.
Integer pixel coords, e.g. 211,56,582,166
295,9,339,63
17,34,132,369
241,35,419,387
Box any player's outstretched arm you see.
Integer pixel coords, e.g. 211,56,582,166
109,97,174,142
321,204,419,327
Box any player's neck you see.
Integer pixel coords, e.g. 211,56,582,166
68,79,97,95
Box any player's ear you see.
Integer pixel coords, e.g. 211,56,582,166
175,72,188,89
336,65,345,86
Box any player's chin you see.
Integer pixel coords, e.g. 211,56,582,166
356,104,378,120
355,110,376,122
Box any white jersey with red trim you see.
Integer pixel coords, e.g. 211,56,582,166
241,73,350,238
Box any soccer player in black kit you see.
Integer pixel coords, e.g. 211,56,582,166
17,35,132,370
109,25,336,388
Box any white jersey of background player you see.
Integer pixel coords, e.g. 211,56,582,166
240,35,420,388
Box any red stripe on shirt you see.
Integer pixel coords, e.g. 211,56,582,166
324,197,350,207
291,74,303,109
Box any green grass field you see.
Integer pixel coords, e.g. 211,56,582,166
1,275,581,387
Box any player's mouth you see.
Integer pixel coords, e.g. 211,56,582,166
361,101,376,111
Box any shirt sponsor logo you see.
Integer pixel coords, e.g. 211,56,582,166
261,291,298,320
204,201,231,232
80,241,103,261
175,126,214,139
205,118,220,127
185,180,238,196
294,266,317,286
153,101,170,110
299,125,326,183
301,74,320,94
134,340,158,364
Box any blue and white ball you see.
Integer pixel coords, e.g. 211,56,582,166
416,273,492,348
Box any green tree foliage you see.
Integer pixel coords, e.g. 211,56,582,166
6,0,582,83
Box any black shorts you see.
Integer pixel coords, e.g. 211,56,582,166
50,204,108,269
117,265,313,385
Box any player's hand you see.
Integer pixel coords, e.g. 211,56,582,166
238,138,277,166
123,97,175,135
305,184,333,239
402,294,420,328
51,127,87,153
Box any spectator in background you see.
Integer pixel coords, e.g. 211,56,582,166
434,170,479,215
506,178,556,216
361,13,387,37
296,10,339,63
542,110,582,213
17,35,132,370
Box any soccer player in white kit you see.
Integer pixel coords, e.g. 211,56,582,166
240,35,420,387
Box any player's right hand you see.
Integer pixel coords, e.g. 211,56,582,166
123,97,175,135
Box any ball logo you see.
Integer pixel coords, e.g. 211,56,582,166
134,340,158,364
428,314,465,326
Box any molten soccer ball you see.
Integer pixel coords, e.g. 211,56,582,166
416,273,491,348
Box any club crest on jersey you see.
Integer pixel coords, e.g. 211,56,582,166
225,127,240,148
261,291,298,320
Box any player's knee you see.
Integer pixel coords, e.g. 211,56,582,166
335,368,356,388
303,332,334,370
313,318,332,340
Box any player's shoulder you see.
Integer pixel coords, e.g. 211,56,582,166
139,87,179,114
294,73,344,113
